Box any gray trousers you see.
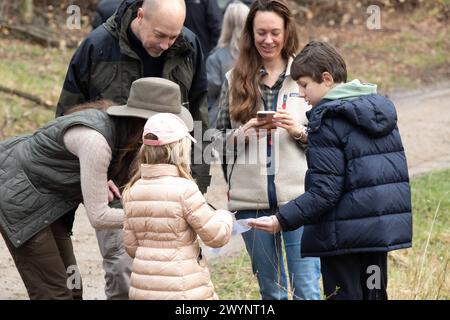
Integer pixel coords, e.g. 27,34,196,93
95,228,132,300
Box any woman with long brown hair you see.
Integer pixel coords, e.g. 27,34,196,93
0,78,193,300
215,0,321,299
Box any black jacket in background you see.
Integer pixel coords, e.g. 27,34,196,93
184,0,223,56
92,0,123,29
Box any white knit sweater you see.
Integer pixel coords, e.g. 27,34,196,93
63,125,124,229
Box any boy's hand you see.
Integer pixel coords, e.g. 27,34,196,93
248,215,282,234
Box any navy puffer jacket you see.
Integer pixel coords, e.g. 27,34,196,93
277,94,412,257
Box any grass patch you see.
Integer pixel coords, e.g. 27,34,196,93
210,170,450,300
344,27,450,92
0,38,74,104
0,38,73,139
389,169,450,300
0,92,54,139
209,251,260,300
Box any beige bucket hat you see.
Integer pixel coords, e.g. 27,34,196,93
106,77,194,130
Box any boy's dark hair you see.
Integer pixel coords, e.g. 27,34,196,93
291,41,347,83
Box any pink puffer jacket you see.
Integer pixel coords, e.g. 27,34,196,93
123,164,233,300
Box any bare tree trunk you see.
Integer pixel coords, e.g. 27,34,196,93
21,0,34,23
0,2,7,20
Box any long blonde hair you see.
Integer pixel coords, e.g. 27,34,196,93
216,1,250,60
122,134,193,200
230,0,299,123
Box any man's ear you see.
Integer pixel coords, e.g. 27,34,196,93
322,72,335,87
137,7,144,20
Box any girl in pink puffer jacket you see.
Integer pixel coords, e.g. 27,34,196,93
122,113,233,300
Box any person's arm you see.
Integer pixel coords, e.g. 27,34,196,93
56,38,93,117
182,182,232,248
251,123,346,233
214,77,245,149
215,77,232,132
188,32,209,129
212,78,238,169
276,121,347,231
188,32,211,193
63,125,124,229
206,53,223,107
206,0,223,51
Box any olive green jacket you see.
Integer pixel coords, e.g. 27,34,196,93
0,110,118,247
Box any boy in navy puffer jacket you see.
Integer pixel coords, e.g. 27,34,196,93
250,41,412,300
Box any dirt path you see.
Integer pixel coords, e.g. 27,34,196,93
1,84,449,299
390,83,450,176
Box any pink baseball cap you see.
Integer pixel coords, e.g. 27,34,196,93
143,113,197,146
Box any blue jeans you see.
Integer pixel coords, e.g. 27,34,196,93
236,210,321,300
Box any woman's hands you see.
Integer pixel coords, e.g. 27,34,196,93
107,180,121,202
235,117,277,140
273,109,308,142
236,110,307,143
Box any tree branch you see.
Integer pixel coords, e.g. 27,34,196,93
0,19,78,48
0,84,54,109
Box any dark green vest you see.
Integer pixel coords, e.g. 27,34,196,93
0,109,116,247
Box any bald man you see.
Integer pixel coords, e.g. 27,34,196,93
57,0,210,299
